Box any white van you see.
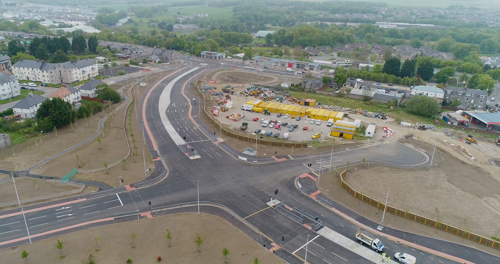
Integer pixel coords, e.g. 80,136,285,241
286,68,293,72
241,104,254,111
283,133,290,140
327,118,334,127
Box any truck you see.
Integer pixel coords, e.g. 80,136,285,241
240,122,248,131
327,118,334,127
241,104,254,111
355,231,384,252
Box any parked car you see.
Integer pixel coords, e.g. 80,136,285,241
315,120,321,125
254,129,261,134
21,86,28,90
309,119,315,124
282,122,288,127
266,131,273,137
277,113,282,117
303,126,308,130
268,123,275,128
284,114,290,119
288,127,294,132
394,253,416,264
387,83,393,86
253,117,259,121
28,82,37,87
29,87,38,91
295,116,301,121
275,124,281,130
274,133,280,138
41,83,47,86
260,130,266,135
287,124,293,128
293,124,298,129
312,133,321,139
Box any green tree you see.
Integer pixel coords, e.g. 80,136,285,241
451,43,480,59
476,74,495,92
410,38,423,48
130,232,137,248
88,35,98,53
383,49,392,61
165,229,172,247
435,71,450,84
244,49,254,60
468,73,480,89
265,33,273,45
8,40,25,56
51,49,69,63
195,235,203,252
171,37,186,51
222,248,230,263
56,240,64,258
417,61,434,81
71,35,87,54
96,84,121,103
382,58,401,76
11,52,36,64
450,98,460,107
21,249,29,264
400,59,416,78
322,76,332,86
406,95,440,117
34,43,49,60
435,37,455,52
253,257,260,264
334,73,347,88
487,68,500,80
36,98,72,130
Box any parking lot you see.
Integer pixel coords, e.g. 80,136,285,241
222,107,335,142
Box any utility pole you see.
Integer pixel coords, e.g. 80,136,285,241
12,172,32,244
381,189,389,224
197,180,200,214
329,144,334,171
304,235,310,264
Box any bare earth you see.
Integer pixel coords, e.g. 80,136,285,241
0,213,284,264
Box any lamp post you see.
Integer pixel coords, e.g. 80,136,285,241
40,131,43,143
381,189,389,224
197,180,200,214
11,172,32,244
118,176,122,186
304,235,310,264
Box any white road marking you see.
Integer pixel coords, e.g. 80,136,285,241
79,204,97,209
323,259,332,264
57,217,75,222
31,223,49,228
104,199,119,204
309,251,316,256
83,211,100,216
206,153,214,158
55,206,71,211
0,221,20,227
55,210,72,215
56,214,73,218
312,242,325,249
332,252,348,262
116,193,123,206
0,229,21,235
215,152,222,157
28,215,47,221
107,205,122,210
292,235,320,254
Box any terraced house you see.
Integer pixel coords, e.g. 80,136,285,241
12,58,98,84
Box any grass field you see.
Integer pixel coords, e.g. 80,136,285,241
0,90,44,105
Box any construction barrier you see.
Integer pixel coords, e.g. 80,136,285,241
339,169,500,251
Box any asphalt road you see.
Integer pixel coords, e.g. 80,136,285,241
0,60,499,264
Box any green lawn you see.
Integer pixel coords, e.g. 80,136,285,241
0,90,44,105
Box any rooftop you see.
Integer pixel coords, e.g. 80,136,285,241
13,93,46,109
0,72,16,84
463,111,500,125
413,85,444,94
50,85,78,99
79,79,104,91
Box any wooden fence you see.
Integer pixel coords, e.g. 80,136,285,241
339,169,500,251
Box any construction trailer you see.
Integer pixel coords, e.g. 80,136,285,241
335,112,344,122
306,108,315,116
329,111,338,121
330,129,354,139
365,124,376,137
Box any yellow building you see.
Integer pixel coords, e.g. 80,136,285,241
281,105,292,114
306,108,315,116
330,129,354,139
335,112,344,122
329,111,338,121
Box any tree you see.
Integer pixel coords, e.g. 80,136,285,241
450,98,460,107
435,37,455,52
468,74,480,89
71,35,87,54
11,52,35,64
476,74,495,92
96,84,121,103
406,95,440,117
400,59,416,78
222,248,230,263
435,71,450,84
244,49,254,60
383,49,392,61
8,40,25,56
410,38,423,48
253,257,260,264
334,73,347,88
451,44,480,59
36,98,72,131
195,235,203,252
130,232,137,248
88,35,98,53
417,61,434,81
322,76,332,86
265,34,273,45
165,229,172,247
51,49,69,63
56,240,64,258
382,58,401,76
21,249,29,264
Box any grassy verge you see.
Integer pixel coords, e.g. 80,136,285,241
0,90,44,105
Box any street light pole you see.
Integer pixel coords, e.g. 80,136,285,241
11,172,32,244
304,235,310,264
291,146,294,155
381,189,389,224
197,180,200,214
430,144,436,166
329,144,334,171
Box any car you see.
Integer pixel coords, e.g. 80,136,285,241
282,122,288,127
309,119,315,124
287,123,293,128
270,120,277,124
21,86,28,90
263,66,269,69
315,120,321,125
284,114,290,119
356,78,363,83
27,82,37,87
288,127,294,132
491,97,495,101
376,83,381,85
261,118,267,123
260,130,266,135
254,129,261,134
496,104,499,107
41,83,47,86
295,116,301,121
29,87,38,91
387,83,393,86
277,120,282,124
293,124,298,128
274,133,280,138
253,117,259,121
275,124,281,130
312,133,321,139
291,115,296,119
394,252,416,264
266,131,273,137
268,123,275,128
277,113,282,117
303,126,308,130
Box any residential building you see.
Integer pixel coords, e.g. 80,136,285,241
444,86,488,110
0,55,12,74
50,85,81,104
12,93,47,118
200,51,226,60
12,58,98,84
302,79,323,90
0,72,20,100
411,85,444,102
79,79,104,98
305,46,319,56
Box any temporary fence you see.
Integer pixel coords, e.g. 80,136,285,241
339,169,500,251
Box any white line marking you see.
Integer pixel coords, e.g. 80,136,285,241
56,214,73,218
309,251,316,256
79,204,97,209
0,229,20,235
31,223,48,228
215,152,222,157
114,210,138,216
0,221,19,227
57,217,75,222
116,193,123,206
293,235,320,254
323,259,332,264
55,206,71,211
55,210,72,215
28,215,47,221
83,211,100,216
332,252,348,262
312,242,325,249
107,205,122,210
206,153,213,158
104,199,119,204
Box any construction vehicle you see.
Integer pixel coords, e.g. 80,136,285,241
263,109,271,116
356,231,385,252
418,124,428,130
466,135,477,144
495,136,500,146
240,122,248,131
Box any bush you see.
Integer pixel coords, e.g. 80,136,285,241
111,61,118,67
129,60,139,66
0,108,13,117
125,63,130,67
406,95,440,117
126,258,133,263
96,84,121,103
82,100,104,114
118,70,125,76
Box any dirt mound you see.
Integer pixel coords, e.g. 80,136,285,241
212,71,277,84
